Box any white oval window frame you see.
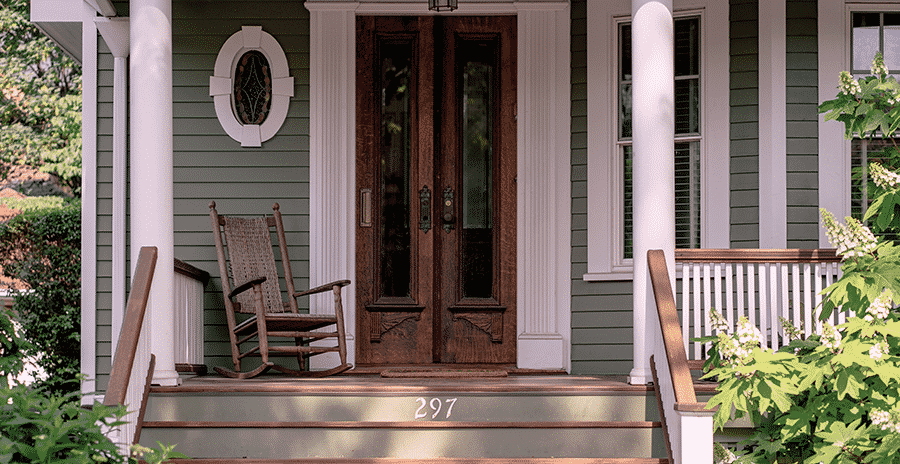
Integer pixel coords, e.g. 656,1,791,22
209,26,293,147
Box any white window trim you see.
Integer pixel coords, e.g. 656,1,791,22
584,0,730,282
209,26,294,147
818,2,900,247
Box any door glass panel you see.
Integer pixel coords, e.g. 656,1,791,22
379,41,412,298
461,41,494,298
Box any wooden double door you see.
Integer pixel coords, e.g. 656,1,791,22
355,16,516,366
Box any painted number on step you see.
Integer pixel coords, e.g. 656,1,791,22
414,397,458,419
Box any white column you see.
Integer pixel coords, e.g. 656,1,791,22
130,0,178,386
80,1,99,405
516,3,571,371
629,0,675,385
306,2,357,368
95,16,130,364
759,0,787,248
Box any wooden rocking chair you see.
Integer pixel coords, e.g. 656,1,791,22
209,201,352,378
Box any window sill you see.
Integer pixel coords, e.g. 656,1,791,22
583,270,634,282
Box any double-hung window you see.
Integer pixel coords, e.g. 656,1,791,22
585,1,729,280
619,17,702,259
850,12,900,221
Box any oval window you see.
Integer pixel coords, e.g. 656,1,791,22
233,50,273,125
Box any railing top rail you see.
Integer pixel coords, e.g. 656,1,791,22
675,248,840,264
103,246,157,407
648,249,700,407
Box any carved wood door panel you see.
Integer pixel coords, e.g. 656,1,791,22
355,16,516,365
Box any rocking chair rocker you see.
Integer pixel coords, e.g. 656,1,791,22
209,201,352,378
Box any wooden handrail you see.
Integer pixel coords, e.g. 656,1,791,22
104,246,157,407
675,248,840,263
647,249,701,409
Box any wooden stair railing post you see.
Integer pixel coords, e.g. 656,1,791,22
103,246,158,449
647,249,714,464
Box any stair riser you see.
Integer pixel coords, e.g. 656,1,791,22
144,393,659,423
139,427,665,459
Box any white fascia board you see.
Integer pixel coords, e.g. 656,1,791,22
31,0,83,21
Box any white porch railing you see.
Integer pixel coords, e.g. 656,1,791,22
674,249,844,360
173,259,208,373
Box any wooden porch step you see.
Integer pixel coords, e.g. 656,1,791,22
138,375,668,461
165,459,668,463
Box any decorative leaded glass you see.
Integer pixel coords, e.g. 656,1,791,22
233,50,272,125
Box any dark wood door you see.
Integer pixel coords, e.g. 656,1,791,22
355,16,516,366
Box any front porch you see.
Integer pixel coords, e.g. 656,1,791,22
106,246,844,462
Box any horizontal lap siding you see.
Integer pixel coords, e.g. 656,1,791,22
786,0,819,248
95,39,114,391
730,0,759,247
570,0,633,375
171,0,311,372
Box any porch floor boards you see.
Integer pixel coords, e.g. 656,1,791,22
153,374,647,394
152,373,718,394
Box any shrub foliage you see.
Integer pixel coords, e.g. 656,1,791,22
0,201,80,394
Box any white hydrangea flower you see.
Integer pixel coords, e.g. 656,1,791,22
873,52,890,77
714,314,763,369
822,323,843,352
867,289,894,321
821,209,878,259
871,408,900,433
736,317,764,347
870,163,900,190
709,309,730,333
839,71,863,96
870,341,889,361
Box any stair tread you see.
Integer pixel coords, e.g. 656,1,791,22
166,459,669,464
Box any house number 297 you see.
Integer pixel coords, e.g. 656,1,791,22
414,397,458,419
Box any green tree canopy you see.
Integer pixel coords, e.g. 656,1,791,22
0,0,81,196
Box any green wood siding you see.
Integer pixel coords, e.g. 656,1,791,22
786,0,819,248
570,0,634,375
730,0,759,247
95,38,115,391
170,0,312,372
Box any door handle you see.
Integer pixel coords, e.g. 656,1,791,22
419,185,432,233
442,186,455,233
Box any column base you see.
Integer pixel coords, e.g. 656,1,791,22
628,366,652,385
152,369,182,387
517,333,566,370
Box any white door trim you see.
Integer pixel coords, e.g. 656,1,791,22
305,0,572,371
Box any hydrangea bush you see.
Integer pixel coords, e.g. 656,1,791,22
705,55,900,464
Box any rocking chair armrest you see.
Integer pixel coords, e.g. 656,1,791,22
229,276,267,300
293,279,351,297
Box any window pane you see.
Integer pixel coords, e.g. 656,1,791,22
620,23,632,81
675,79,700,134
619,23,632,140
623,145,634,259
623,142,701,259
675,142,701,249
379,41,412,298
461,41,495,299
886,14,900,70
674,18,699,77
853,12,881,72
620,82,632,139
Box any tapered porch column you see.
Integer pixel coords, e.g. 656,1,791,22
130,0,178,386
629,0,675,385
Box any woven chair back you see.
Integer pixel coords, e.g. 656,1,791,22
221,216,286,314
